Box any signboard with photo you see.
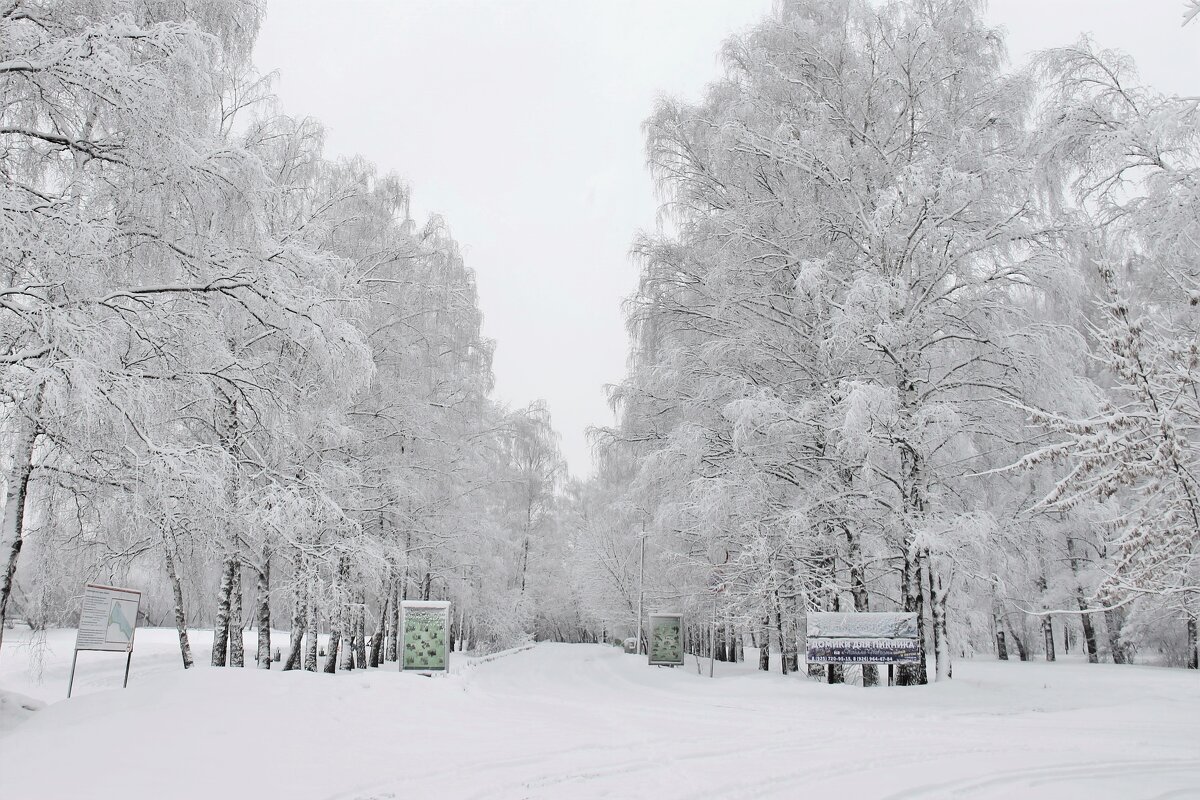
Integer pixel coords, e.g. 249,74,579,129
400,600,451,673
647,612,685,666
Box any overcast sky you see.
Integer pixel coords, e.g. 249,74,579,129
254,0,1198,479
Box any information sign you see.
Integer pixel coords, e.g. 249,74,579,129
75,584,141,652
805,612,919,665
400,600,451,673
68,584,141,697
647,612,685,666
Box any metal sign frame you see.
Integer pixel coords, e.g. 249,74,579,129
399,600,451,674
68,583,142,698
647,611,685,667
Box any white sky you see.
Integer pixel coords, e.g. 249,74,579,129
254,1,1199,479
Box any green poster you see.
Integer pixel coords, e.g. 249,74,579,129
401,603,449,672
648,614,684,666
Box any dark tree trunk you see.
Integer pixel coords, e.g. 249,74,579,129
162,527,193,669
773,591,789,676
303,590,318,672
323,625,341,673
229,562,244,667
211,559,236,667
993,603,1008,660
0,384,42,660
354,590,368,668
1037,574,1055,662
845,522,877,687
927,552,951,680
1067,535,1099,663
336,557,353,672
255,554,271,669
370,590,388,668
1104,608,1130,664
759,615,770,671
1187,614,1198,670
284,560,306,671
896,547,928,685
386,577,400,662
1006,618,1030,661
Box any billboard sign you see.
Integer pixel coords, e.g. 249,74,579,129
75,584,141,653
68,584,142,697
805,612,920,665
400,600,451,673
647,612,685,666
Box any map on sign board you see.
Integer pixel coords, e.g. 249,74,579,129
648,613,684,666
401,602,450,672
75,584,141,652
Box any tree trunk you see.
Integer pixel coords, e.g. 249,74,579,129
993,602,1008,660
896,376,928,686
354,591,368,668
1037,573,1055,662
759,615,770,671
335,556,353,672
0,383,43,659
845,522,877,687
1006,618,1029,661
1187,613,1198,670
386,577,400,662
303,589,318,672
896,546,928,685
229,562,244,667
928,554,951,680
773,590,789,675
211,559,236,667
324,624,341,673
783,591,800,674
1066,534,1099,663
370,591,388,668
255,554,271,669
1103,608,1129,664
283,559,306,671
162,527,193,669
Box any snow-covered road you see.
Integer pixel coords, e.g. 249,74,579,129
1,630,1198,799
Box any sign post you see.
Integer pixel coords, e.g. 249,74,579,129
647,612,685,667
68,584,141,698
805,612,920,685
399,600,451,674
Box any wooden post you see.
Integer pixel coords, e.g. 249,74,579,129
123,648,133,688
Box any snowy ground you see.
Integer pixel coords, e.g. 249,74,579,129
1,629,1198,799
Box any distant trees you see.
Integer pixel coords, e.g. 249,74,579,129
582,0,1200,677
1,0,584,669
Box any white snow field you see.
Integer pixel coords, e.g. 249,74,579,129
1,629,1198,800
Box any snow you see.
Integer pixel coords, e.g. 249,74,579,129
2,628,1198,799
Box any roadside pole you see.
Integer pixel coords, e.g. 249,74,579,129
635,531,646,654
